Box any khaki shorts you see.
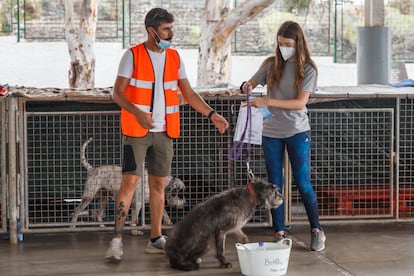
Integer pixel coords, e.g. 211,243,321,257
121,132,173,176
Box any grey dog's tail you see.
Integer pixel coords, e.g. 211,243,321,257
81,137,93,171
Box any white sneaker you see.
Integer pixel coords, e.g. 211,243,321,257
145,235,167,254
105,238,123,261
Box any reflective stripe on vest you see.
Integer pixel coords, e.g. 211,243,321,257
121,43,180,138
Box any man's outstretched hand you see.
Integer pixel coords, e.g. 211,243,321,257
211,113,229,134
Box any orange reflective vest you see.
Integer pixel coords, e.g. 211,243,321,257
121,43,181,138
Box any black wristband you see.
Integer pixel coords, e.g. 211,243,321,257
207,110,216,119
240,81,247,92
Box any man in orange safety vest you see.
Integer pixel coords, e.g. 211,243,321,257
105,7,229,262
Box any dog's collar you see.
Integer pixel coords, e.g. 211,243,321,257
247,182,257,206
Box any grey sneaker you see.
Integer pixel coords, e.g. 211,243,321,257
105,238,123,261
273,233,286,243
310,228,326,252
145,235,167,254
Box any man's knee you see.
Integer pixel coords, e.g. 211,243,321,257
149,176,166,195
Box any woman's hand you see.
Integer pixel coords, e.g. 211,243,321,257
240,79,260,94
244,97,269,108
240,81,254,94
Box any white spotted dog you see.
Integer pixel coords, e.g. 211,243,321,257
71,137,186,228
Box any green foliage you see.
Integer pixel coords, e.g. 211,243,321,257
386,6,414,54
24,0,42,20
41,0,58,11
339,3,363,44
0,0,42,23
387,0,414,15
99,1,118,21
0,0,12,32
386,6,414,36
182,26,201,45
0,16,10,33
257,11,310,51
342,17,363,44
284,0,312,14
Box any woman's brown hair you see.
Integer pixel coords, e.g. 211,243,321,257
265,21,317,93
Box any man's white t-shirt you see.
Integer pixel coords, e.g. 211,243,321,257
117,48,187,132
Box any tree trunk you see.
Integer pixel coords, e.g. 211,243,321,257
197,0,274,87
64,0,100,89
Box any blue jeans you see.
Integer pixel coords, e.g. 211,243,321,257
262,131,321,232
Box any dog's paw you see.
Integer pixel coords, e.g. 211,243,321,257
239,236,249,243
163,220,173,225
131,229,144,236
220,262,232,268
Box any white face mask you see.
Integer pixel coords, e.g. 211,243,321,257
279,46,296,61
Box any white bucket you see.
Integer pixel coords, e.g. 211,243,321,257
235,238,292,276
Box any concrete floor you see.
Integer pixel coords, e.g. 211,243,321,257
1,222,414,276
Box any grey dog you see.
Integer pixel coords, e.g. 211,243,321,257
71,137,186,227
165,178,283,271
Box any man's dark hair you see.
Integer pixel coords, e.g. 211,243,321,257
145,8,174,29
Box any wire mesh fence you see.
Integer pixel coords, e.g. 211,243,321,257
307,108,394,219
398,98,414,218
22,97,273,230
0,95,406,233
25,107,122,226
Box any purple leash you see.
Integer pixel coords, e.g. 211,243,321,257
228,85,255,180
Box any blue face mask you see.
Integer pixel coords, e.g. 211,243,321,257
153,30,171,50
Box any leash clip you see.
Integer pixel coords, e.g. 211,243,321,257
246,162,255,180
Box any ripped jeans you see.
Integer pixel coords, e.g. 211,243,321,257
262,131,321,232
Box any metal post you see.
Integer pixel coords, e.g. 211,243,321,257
357,1,390,85
140,164,145,227
128,0,132,46
122,0,125,49
357,26,391,85
7,97,18,244
333,0,338,63
0,101,6,229
395,99,400,219
284,150,291,227
17,0,20,42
